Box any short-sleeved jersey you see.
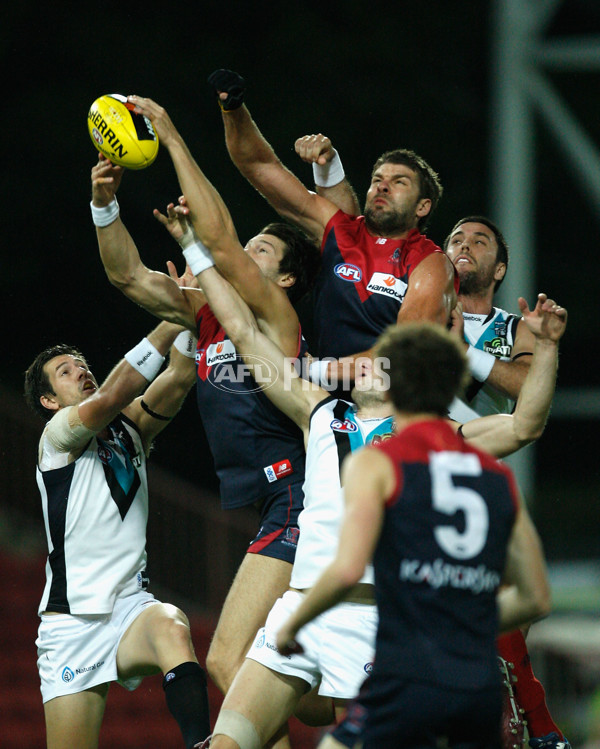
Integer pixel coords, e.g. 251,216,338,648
37,414,148,615
194,303,306,509
370,420,518,690
290,396,394,590
313,211,456,359
449,306,522,422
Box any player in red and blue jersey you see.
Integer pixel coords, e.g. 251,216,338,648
91,132,319,739
207,70,458,380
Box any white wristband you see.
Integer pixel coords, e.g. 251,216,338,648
172,331,197,359
124,337,165,381
90,197,120,227
466,345,495,382
182,240,215,276
312,149,345,188
308,359,332,388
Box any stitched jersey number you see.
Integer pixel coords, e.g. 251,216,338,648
429,451,489,560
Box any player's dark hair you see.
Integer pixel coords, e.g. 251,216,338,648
374,323,469,416
24,344,88,421
443,215,509,291
261,222,321,303
372,149,443,231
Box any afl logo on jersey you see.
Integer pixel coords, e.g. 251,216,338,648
330,418,358,433
98,445,113,464
334,263,362,283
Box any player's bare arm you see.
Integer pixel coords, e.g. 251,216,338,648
92,154,203,330
397,252,457,325
125,333,197,453
276,449,392,655
497,497,551,633
127,97,302,359
295,133,361,216
207,70,338,240
458,294,567,457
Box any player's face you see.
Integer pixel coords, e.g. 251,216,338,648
445,222,505,295
42,354,98,410
244,234,288,283
364,163,428,235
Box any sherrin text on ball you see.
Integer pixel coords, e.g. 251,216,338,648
87,93,159,169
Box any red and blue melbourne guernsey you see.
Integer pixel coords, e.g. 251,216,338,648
194,303,306,510
370,420,518,690
313,211,457,358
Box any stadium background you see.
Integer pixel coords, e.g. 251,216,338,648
1,1,599,746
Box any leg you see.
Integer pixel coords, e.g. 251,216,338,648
210,659,308,749
318,737,361,749
497,629,567,744
206,553,292,694
117,602,210,747
44,683,109,749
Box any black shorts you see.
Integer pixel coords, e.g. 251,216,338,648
246,481,303,564
331,675,502,749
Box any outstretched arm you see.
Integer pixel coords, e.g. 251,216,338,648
459,294,567,457
206,70,338,240
91,154,203,330
127,97,302,358
43,321,185,462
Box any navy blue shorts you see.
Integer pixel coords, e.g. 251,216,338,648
246,481,303,564
331,675,502,749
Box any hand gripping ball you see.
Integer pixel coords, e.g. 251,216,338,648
88,93,159,169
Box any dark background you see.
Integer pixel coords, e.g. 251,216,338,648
2,0,599,559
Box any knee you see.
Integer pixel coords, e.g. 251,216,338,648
206,640,240,694
154,605,195,654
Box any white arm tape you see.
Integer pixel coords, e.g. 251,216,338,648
124,337,165,381
90,197,120,227
182,240,215,276
308,359,331,388
172,331,197,359
44,406,96,453
312,149,345,188
466,345,495,382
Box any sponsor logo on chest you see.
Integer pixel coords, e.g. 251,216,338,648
206,339,237,366
366,272,407,301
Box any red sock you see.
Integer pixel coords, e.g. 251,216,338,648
497,630,562,739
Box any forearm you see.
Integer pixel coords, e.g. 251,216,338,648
511,340,558,441
497,585,550,633
165,137,236,247
315,180,360,216
222,105,280,173
96,217,145,287
485,355,532,401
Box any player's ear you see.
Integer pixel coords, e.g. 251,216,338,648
40,394,59,413
416,198,431,218
278,272,296,289
494,262,507,283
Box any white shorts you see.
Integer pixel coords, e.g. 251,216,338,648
37,590,160,703
246,590,378,699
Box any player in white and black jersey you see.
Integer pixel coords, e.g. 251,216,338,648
25,318,209,749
